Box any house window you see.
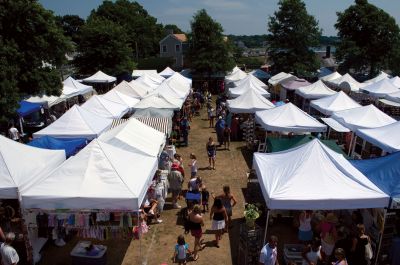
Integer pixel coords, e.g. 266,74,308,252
175,44,180,52
162,45,167,53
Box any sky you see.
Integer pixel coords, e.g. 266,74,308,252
39,0,400,36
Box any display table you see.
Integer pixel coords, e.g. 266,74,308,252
70,241,107,265
283,244,303,265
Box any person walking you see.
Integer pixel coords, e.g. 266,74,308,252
259,235,279,265
213,186,237,229
206,137,216,170
188,205,204,261
0,232,19,265
215,116,225,146
180,116,190,147
172,235,192,265
223,124,231,150
188,153,198,177
168,164,184,209
210,198,227,248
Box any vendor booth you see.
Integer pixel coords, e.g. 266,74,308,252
27,136,87,158
114,80,148,99
310,91,361,116
134,93,183,111
135,73,164,90
233,74,267,89
389,76,400,88
227,89,274,113
81,95,129,119
320,71,342,82
225,66,247,84
363,71,390,85
159,67,175,78
82,71,116,84
360,78,399,98
102,89,140,110
229,78,270,98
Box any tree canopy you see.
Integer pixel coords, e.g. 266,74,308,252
89,0,163,59
335,0,400,77
74,17,136,76
187,9,234,76
55,15,85,44
267,0,321,76
163,24,184,36
0,0,71,122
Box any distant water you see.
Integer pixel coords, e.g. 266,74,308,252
311,46,336,53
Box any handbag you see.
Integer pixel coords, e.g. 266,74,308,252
365,241,373,260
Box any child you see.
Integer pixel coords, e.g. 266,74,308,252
172,235,192,265
201,185,210,212
188,153,198,177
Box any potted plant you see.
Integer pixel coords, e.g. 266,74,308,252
244,203,261,228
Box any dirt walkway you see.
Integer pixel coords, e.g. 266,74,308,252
122,104,250,265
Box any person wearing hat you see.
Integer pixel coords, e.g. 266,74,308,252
320,212,338,261
168,163,184,209
0,232,19,265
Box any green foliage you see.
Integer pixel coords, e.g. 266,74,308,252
89,0,163,58
244,204,261,220
267,0,321,76
236,57,265,69
0,0,71,122
163,24,184,36
335,0,400,77
137,57,175,72
319,36,339,46
55,15,85,44
227,35,268,48
187,9,235,76
74,17,136,76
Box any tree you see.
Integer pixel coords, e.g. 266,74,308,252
187,9,234,78
267,0,321,76
74,17,136,76
335,0,400,77
56,15,85,44
163,24,184,36
89,0,163,59
0,0,71,123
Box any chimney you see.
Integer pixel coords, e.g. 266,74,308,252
166,29,174,35
326,46,331,58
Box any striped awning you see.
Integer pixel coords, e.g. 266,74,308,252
111,117,172,136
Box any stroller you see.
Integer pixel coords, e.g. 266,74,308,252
181,191,202,234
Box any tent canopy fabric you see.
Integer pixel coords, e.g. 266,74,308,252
384,90,400,103
227,89,275,113
63,77,94,95
281,79,311,90
255,103,327,133
266,135,347,156
355,121,400,153
360,78,399,98
124,80,152,98
155,80,188,99
135,73,164,89
26,95,60,108
159,67,175,78
111,116,172,136
321,118,351,133
250,69,270,79
350,152,400,207
134,93,183,110
28,136,87,157
329,73,365,92
81,95,129,119
320,71,342,82
83,71,116,83
229,79,270,98
133,108,174,118
33,105,112,140
253,139,389,210
225,67,247,83
0,135,65,199
103,89,140,109
363,71,390,84
331,104,396,131
233,74,267,88
132,69,158,78
268,72,296,86
166,72,192,89
21,140,158,211
390,76,400,88
295,80,336,99
310,91,361,116
99,118,166,157
17,101,43,117
317,67,333,79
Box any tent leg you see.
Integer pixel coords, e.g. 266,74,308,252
374,208,387,265
19,117,24,135
347,133,354,156
263,210,270,246
327,127,331,140
350,135,358,158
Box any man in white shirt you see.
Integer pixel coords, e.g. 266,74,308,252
8,126,20,141
259,235,279,265
1,232,19,265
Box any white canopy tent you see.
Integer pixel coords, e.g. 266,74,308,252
329,73,365,92
83,71,116,83
389,76,400,88
225,68,247,83
229,79,270,98
99,118,166,157
33,105,112,140
250,69,270,79
26,95,60,108
268,72,296,86
21,140,158,211
310,91,361,116
331,104,396,131
135,73,164,90
233,74,267,88
81,95,129,119
385,90,400,103
363,71,390,84
253,139,389,210
113,80,145,99
360,78,399,98
134,93,183,110
255,103,327,133
166,72,192,89
0,135,65,199
102,90,140,109
355,121,400,153
156,80,189,100
63,77,94,95
227,89,275,113
295,80,336,99
320,71,342,82
159,67,175,78
132,69,158,78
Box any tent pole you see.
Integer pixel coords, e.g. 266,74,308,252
19,117,24,135
374,208,387,265
263,209,270,246
327,127,331,139
350,135,358,158
347,132,354,156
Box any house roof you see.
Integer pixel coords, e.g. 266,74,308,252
174,34,187,42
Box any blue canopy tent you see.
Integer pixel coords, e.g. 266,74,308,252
17,101,43,117
350,152,400,209
28,136,87,157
